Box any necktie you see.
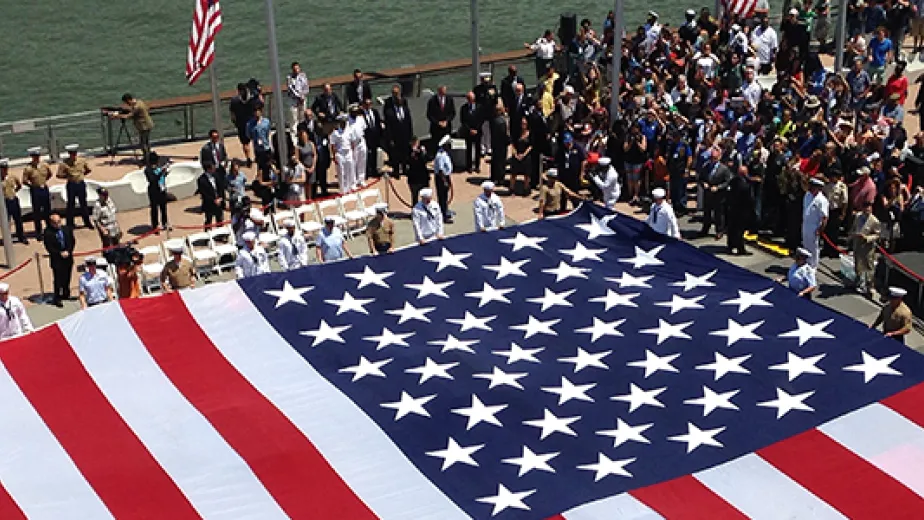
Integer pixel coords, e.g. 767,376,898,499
212,144,219,166
652,206,660,224
57,229,65,249
440,97,445,110
398,106,404,121
328,98,334,114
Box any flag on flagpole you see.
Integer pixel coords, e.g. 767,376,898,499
185,0,223,85
722,0,759,18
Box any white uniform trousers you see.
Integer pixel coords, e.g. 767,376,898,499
353,144,367,187
336,153,355,193
801,228,821,268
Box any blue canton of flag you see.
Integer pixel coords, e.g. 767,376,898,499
245,204,924,519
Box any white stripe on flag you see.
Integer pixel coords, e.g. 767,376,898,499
819,403,924,498
182,282,470,520
561,493,663,520
58,304,288,520
0,362,113,520
694,453,847,520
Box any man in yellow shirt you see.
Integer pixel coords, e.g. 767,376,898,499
871,287,914,346
56,144,93,229
0,159,27,243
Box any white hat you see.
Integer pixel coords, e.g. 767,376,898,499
686,9,696,15
868,152,881,162
648,10,659,18
249,208,265,221
889,287,908,298
546,168,559,178
598,157,611,166
419,188,433,198
27,147,41,156
167,243,184,253
789,8,799,15
809,177,825,187
283,219,297,228
481,180,495,190
0,159,8,167
0,283,10,293
731,24,741,31
796,247,811,257
438,135,451,147
479,71,492,79
336,113,349,122
373,202,389,213
652,187,666,199
96,258,108,267
563,85,575,95
324,215,337,223
242,231,257,241
64,144,79,152
85,256,98,264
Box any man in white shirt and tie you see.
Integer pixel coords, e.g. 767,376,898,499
646,188,681,239
474,181,505,232
412,188,445,244
286,61,310,136
590,156,620,209
0,283,34,340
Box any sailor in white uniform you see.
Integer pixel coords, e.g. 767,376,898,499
473,181,505,232
784,247,818,299
348,104,368,189
286,219,309,266
646,188,681,238
591,156,621,209
277,220,303,271
412,188,445,244
0,283,33,340
330,114,355,192
802,177,829,268
235,231,271,279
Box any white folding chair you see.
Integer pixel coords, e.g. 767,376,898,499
249,211,279,253
295,203,324,241
209,225,238,273
339,192,369,236
272,210,296,234
359,188,385,218
317,199,347,235
138,245,165,294
186,232,219,278
161,238,193,263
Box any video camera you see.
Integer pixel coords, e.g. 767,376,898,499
103,245,141,267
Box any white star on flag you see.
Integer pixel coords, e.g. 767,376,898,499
405,357,458,384
596,418,653,447
300,320,351,347
611,383,667,412
452,395,508,430
447,311,497,332
670,270,717,292
709,319,764,346
324,291,374,315
380,391,437,420
576,213,617,240
511,316,561,338
558,347,611,372
619,245,665,269
721,288,774,313
668,422,726,452
577,453,635,481
542,261,590,282
499,232,548,251
426,437,484,471
345,265,395,289
576,317,626,342
423,247,472,272
428,334,479,354
696,352,752,380
476,484,536,516
523,409,581,439
560,242,606,263
502,446,558,476
473,367,528,390
541,376,596,404
386,301,436,324
655,294,706,315
590,290,640,310
362,327,415,349
758,388,815,418
493,343,544,364
640,319,693,345
465,282,514,307
527,288,575,312
484,257,530,279
684,386,740,416
778,318,835,346
769,352,826,381
264,281,313,308
338,356,392,382
404,276,454,299
606,272,653,288
843,352,902,382
627,350,681,378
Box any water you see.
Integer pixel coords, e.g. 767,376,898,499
0,0,705,123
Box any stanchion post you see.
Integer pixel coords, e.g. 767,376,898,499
33,252,48,303
384,173,392,208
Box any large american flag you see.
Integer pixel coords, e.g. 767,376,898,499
1,204,923,519
185,0,223,86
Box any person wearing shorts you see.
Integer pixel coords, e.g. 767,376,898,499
229,83,255,167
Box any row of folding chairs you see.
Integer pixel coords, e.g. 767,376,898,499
267,187,385,241
136,226,238,294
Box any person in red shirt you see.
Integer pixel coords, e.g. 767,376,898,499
884,60,909,105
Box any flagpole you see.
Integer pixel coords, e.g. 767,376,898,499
470,0,480,88
610,0,624,121
208,61,225,147
263,0,289,168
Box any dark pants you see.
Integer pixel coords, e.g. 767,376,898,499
560,171,581,212
409,182,428,207
29,186,51,237
66,181,91,229
148,189,169,229
435,174,451,219
535,57,553,79
490,145,507,183
530,153,542,189
139,129,152,164
50,256,74,302
375,242,391,254
822,210,844,257
100,233,120,248
700,190,726,235
255,149,272,176
366,145,379,178
316,154,330,196
726,209,748,252
5,198,26,242
669,174,687,213
203,204,224,226
464,134,482,172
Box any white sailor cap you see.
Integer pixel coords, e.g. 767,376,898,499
27,147,41,156
652,187,667,199
373,202,389,213
95,258,108,267
283,219,297,227
167,243,184,253
242,231,257,241
438,135,451,147
731,24,741,32
336,113,349,122
546,168,559,178
809,177,825,187
0,283,10,293
249,208,265,221
419,188,433,198
479,71,493,79
598,156,611,166
868,152,881,162
64,144,79,152
84,256,98,264
481,180,495,190
0,159,8,167
648,10,659,18
347,103,360,111
324,215,337,223
563,85,575,94
889,286,908,298
796,247,811,257
789,8,799,15
686,8,696,15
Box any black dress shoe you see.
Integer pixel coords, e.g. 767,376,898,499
52,299,63,308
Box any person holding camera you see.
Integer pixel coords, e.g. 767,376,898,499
144,151,170,231
109,93,154,164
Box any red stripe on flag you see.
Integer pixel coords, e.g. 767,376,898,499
121,294,377,519
0,327,199,518
630,474,748,519
545,515,567,520
0,482,25,520
759,428,924,519
882,381,924,429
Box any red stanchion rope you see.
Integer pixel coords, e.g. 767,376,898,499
171,220,232,231
821,233,849,256
876,244,924,283
0,258,33,281
259,177,382,212
385,175,415,209
72,226,165,258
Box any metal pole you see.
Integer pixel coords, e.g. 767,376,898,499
715,0,722,21
834,0,849,73
471,0,480,88
263,0,289,168
208,63,225,146
610,0,624,120
0,178,14,267
34,251,46,302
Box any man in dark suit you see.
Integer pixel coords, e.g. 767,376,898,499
426,85,456,148
383,84,414,178
197,161,227,226
474,72,499,155
199,129,228,175
700,147,733,238
42,212,75,307
346,69,373,106
458,91,482,173
500,65,525,113
489,106,509,184
508,82,532,143
310,83,343,136
527,98,550,188
725,165,755,255
361,98,384,178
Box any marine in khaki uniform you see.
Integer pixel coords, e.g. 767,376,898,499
109,93,155,163
0,159,27,243
871,287,914,346
22,147,53,237
56,143,92,229
366,203,395,255
159,244,197,292
849,200,881,296
537,169,581,219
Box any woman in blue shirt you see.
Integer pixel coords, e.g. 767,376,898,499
225,159,248,206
